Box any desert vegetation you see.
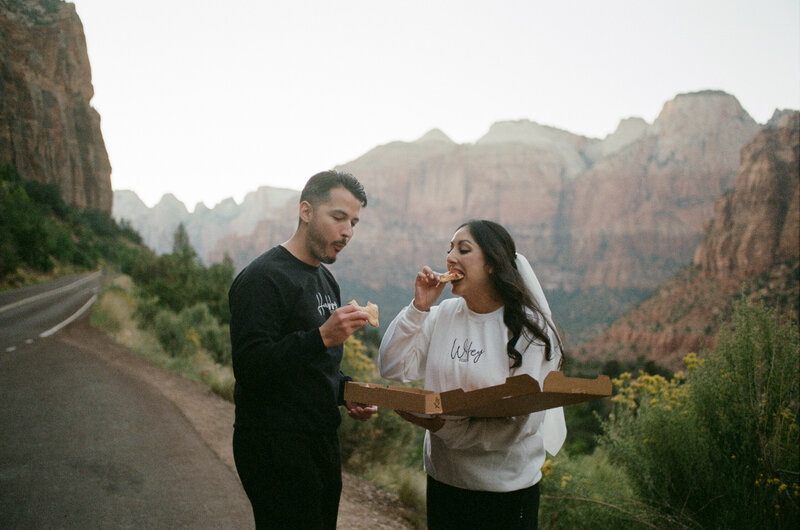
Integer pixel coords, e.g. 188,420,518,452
0,163,142,285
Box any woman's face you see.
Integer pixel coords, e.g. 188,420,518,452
446,226,495,303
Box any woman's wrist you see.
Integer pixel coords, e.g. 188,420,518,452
411,298,430,312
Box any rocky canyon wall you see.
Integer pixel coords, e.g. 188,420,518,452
0,0,111,212
577,111,799,368
326,91,760,295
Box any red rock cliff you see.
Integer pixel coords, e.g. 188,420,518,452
577,111,799,368
0,0,112,212
693,111,799,278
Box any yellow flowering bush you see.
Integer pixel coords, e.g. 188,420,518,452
601,300,799,528
538,449,667,529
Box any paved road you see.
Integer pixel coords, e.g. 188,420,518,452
0,273,253,528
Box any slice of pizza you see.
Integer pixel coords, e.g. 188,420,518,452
348,300,380,327
438,270,464,282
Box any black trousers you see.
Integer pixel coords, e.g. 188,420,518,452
233,428,342,529
426,474,540,530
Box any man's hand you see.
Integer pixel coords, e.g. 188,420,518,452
345,401,378,421
319,305,369,347
396,410,445,432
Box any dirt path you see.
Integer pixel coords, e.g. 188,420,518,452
60,316,416,529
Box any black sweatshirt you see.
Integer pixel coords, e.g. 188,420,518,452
229,245,350,433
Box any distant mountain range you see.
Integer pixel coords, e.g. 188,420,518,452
113,186,298,260
112,94,798,365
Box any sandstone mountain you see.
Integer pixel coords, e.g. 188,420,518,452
207,91,766,346
0,0,112,212
576,111,799,369
113,186,298,259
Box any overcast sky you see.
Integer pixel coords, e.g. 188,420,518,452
71,0,800,209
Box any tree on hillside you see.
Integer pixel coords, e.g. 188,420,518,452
131,223,233,323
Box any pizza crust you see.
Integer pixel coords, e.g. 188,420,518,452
348,300,380,327
438,270,464,282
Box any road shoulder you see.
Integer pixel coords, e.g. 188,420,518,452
59,315,415,529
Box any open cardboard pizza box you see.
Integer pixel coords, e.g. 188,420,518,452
344,372,612,418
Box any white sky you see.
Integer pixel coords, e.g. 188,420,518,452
71,0,800,210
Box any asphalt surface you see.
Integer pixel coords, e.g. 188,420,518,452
0,273,254,528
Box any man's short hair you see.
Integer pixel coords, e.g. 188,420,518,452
300,170,367,207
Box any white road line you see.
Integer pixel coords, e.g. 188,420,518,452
0,271,101,314
5,346,16,352
39,294,98,338
24,339,33,344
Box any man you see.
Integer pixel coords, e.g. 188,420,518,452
229,170,378,529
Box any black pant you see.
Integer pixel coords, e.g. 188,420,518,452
233,428,342,529
426,474,540,530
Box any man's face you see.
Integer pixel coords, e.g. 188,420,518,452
304,187,362,265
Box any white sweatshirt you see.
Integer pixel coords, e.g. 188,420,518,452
378,297,565,492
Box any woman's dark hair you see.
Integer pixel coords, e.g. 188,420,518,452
459,219,563,368
301,170,367,207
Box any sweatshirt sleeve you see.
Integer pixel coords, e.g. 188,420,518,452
378,302,436,383
229,274,326,387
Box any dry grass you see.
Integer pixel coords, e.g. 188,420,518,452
359,463,426,525
91,273,235,402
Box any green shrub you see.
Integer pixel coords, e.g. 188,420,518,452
539,449,668,529
147,302,232,365
133,295,161,328
601,300,799,528
0,163,150,281
154,309,190,357
128,226,234,324
179,303,231,365
689,300,799,526
22,178,68,218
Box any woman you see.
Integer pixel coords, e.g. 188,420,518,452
378,220,566,529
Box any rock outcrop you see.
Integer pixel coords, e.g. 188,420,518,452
566,91,760,289
693,111,799,278
0,0,112,212
577,111,799,368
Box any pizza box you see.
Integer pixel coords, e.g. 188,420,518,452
344,371,612,418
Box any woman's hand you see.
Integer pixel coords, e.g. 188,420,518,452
412,266,447,312
396,410,444,432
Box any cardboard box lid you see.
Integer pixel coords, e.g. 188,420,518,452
344,371,612,418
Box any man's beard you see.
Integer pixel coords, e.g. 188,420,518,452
307,220,343,264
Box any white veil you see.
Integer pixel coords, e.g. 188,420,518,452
515,253,567,456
